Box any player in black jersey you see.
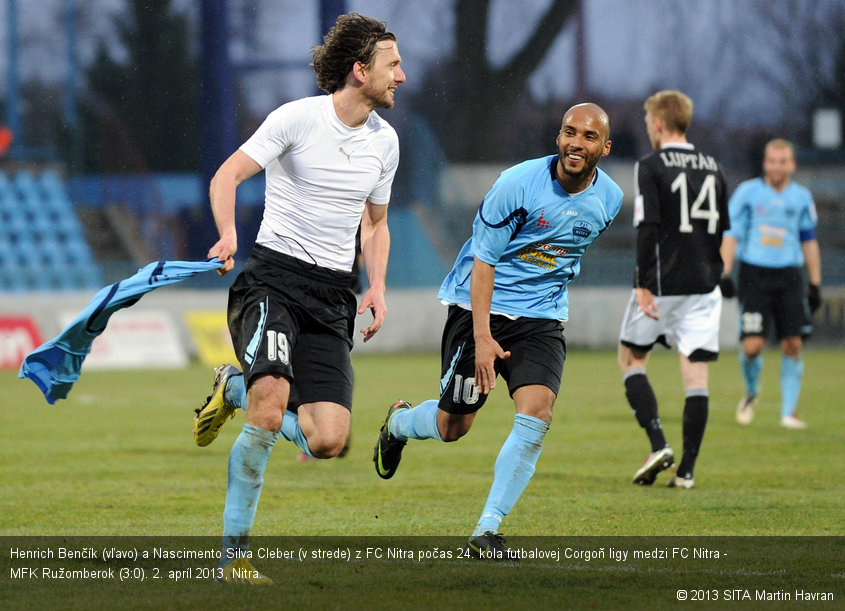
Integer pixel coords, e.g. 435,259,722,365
617,90,729,489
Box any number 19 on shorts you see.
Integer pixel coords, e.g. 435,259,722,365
266,330,290,364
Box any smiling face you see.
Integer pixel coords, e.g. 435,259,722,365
555,104,612,191
360,40,405,110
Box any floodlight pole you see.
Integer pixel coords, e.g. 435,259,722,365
5,0,21,158
64,0,82,172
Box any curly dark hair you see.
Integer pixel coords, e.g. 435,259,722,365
311,13,395,94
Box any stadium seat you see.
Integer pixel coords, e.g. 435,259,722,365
63,238,95,265
39,242,66,266
30,211,55,238
77,265,102,289
0,235,13,263
0,267,27,292
39,169,65,196
44,191,74,216
13,171,38,196
4,214,31,242
0,169,102,291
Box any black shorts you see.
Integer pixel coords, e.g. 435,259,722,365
227,245,358,410
738,263,813,341
437,306,567,415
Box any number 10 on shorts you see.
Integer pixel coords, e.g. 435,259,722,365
452,374,480,405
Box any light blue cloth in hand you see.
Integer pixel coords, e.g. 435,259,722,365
19,259,224,404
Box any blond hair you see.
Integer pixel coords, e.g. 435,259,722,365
644,90,693,134
764,138,795,157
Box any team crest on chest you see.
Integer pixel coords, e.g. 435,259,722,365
572,220,593,243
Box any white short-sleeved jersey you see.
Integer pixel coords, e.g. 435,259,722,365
240,95,400,272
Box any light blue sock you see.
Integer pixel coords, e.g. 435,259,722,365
389,399,443,441
472,414,549,537
221,424,279,566
280,410,315,458
223,376,312,456
780,355,804,418
224,374,246,411
739,351,762,398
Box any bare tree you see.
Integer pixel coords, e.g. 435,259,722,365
716,0,845,137
415,0,579,161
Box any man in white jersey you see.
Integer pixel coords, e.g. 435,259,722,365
191,13,405,584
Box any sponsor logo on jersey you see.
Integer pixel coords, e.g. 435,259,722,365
515,241,568,270
535,210,554,229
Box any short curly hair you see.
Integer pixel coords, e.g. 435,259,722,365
311,13,395,94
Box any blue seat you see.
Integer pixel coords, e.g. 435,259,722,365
74,264,102,289
39,170,65,196
0,267,28,292
13,171,38,197
63,238,95,266
1,170,101,291
36,241,65,266
4,214,31,242
16,260,49,291
3,242,31,267
14,235,43,265
0,235,14,266
0,181,21,209
44,191,74,216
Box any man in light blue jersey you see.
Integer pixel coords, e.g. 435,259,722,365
720,139,822,430
372,103,623,559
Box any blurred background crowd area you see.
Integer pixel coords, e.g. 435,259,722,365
1,0,844,295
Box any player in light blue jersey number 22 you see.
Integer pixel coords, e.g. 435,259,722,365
373,103,623,560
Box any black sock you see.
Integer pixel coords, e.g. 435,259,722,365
624,373,666,452
677,394,708,478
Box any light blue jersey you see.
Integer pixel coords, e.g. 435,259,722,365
724,178,817,268
438,155,623,320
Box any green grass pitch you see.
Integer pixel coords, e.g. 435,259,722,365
2,348,842,608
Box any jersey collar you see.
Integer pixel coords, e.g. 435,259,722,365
550,155,599,194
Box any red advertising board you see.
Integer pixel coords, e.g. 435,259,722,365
0,317,44,369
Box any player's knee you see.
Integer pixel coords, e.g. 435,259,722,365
522,405,553,425
781,337,802,358
309,433,347,458
742,337,764,358
245,403,284,431
439,422,470,442
618,344,647,372
440,427,466,442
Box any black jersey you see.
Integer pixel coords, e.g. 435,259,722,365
633,144,729,295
